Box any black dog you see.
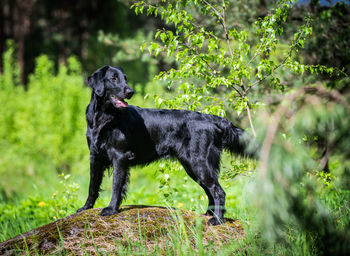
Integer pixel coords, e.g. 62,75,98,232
77,66,250,225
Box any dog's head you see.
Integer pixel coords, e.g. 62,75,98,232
87,66,134,108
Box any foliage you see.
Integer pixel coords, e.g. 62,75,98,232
131,0,341,136
0,42,90,199
0,0,155,83
302,1,350,81
97,30,159,86
256,86,350,255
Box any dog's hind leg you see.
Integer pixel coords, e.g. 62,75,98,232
180,158,225,225
203,179,226,225
195,169,225,225
180,160,215,216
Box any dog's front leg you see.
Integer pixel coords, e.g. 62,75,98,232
101,153,129,216
77,154,107,212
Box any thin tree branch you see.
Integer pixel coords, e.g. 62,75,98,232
245,32,272,68
202,0,223,20
246,104,257,137
221,0,234,58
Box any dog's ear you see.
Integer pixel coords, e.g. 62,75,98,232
86,66,109,97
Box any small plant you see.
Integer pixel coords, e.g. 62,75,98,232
52,173,80,220
156,160,184,201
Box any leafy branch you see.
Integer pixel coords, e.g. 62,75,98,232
132,0,342,134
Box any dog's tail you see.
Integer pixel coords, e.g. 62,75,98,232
222,122,257,159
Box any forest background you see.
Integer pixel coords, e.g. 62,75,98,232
0,0,349,255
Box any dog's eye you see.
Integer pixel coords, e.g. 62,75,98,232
112,74,119,82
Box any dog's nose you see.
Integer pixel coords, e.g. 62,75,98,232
125,87,134,99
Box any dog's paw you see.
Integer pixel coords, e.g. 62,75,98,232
100,206,118,216
77,206,90,213
208,217,224,226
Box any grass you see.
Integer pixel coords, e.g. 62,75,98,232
0,157,257,253
0,156,337,255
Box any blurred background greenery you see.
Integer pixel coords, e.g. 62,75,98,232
0,0,349,255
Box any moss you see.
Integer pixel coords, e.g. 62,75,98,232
0,206,244,255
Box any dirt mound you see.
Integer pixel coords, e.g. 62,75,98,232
0,205,244,255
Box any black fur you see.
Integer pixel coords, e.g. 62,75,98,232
77,65,250,225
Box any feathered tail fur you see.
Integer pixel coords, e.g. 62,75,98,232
222,122,257,159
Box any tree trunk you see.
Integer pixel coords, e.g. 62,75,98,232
0,2,4,74
13,0,36,84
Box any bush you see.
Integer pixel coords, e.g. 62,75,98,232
0,42,90,199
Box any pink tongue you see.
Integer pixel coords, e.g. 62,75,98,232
117,100,128,108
